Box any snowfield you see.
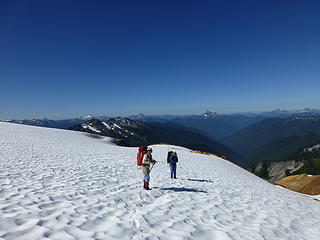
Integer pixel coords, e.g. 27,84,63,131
1,122,320,240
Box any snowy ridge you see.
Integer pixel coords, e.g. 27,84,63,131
203,110,218,118
77,118,137,139
1,122,320,239
81,123,101,133
102,122,111,130
303,144,320,153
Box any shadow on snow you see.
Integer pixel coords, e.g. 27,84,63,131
84,133,105,139
187,178,214,183
160,187,207,193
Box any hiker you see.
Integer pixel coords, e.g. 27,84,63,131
169,151,178,179
142,147,156,190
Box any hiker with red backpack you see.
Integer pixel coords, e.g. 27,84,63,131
137,146,147,167
137,146,156,190
142,147,156,190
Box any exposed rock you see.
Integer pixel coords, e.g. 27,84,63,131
253,162,263,174
114,139,130,147
268,161,304,182
303,144,320,153
252,160,304,182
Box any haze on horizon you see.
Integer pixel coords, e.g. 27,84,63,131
1,1,319,119
2,107,320,121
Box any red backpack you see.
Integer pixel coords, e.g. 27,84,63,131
137,146,147,166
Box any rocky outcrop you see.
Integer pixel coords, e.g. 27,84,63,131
251,142,320,181
268,161,304,182
252,160,304,182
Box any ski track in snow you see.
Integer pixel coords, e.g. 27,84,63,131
1,122,320,240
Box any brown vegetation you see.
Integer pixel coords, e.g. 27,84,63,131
273,174,320,195
191,150,218,156
191,150,231,162
154,142,169,145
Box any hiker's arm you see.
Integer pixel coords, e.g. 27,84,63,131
150,155,156,164
142,154,150,164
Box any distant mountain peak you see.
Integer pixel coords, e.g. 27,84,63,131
203,111,218,118
271,108,287,112
73,114,94,120
84,114,93,120
297,108,319,113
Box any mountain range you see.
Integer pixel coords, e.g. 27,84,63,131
2,108,320,135
68,118,240,162
0,115,108,129
3,108,320,179
246,132,320,165
221,116,320,180
129,108,320,141
222,116,320,158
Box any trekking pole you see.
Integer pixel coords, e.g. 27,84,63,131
149,161,156,173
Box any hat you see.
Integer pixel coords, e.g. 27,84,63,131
147,147,152,152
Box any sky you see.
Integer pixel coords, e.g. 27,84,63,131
0,0,320,119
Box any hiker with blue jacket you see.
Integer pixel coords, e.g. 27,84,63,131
168,151,178,179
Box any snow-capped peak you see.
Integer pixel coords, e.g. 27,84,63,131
137,113,145,118
297,107,320,113
203,110,218,118
84,114,93,120
271,108,287,112
303,144,320,153
298,108,311,113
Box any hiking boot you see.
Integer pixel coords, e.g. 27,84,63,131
174,176,177,179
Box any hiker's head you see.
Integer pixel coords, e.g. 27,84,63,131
173,152,176,156
147,147,152,153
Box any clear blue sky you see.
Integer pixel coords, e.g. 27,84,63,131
1,0,320,119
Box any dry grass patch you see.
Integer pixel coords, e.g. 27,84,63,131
273,173,320,195
191,151,231,161
191,150,218,156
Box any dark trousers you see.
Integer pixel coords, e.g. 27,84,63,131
170,165,176,178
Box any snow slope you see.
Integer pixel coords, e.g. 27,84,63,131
1,122,320,240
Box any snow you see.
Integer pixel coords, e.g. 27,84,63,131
102,122,111,130
81,124,101,133
113,124,121,129
1,122,320,240
87,125,101,133
304,144,320,153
